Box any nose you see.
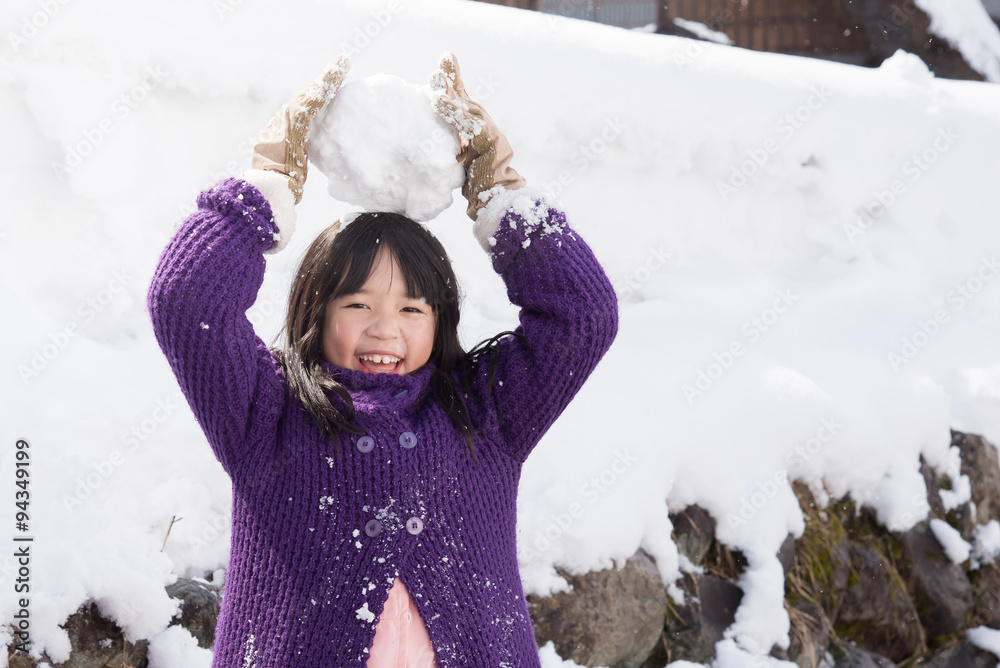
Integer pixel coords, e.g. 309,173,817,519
365,309,400,340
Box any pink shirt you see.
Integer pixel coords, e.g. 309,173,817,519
367,577,440,667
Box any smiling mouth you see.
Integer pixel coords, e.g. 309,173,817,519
357,354,403,374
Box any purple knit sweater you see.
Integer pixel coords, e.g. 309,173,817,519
147,178,618,667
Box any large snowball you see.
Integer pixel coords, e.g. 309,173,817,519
307,74,466,222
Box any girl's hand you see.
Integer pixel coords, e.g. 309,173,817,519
430,52,526,220
250,55,351,204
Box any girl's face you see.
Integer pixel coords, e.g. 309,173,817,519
321,248,436,375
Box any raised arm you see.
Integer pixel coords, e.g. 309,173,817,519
147,56,350,475
431,54,619,462
475,191,618,462
147,178,289,475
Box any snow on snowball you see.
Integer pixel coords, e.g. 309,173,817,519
307,74,466,222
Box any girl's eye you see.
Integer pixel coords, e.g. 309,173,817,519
346,303,367,309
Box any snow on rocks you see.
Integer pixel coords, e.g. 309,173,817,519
147,625,213,668
930,517,973,564
307,74,465,222
971,520,1000,568
966,625,1000,660
915,0,1000,82
538,640,606,668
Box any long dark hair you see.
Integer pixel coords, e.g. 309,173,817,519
273,212,518,460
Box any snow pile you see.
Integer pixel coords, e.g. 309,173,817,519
146,626,212,668
307,74,465,221
938,446,974,511
966,626,1000,662
971,520,1000,568
915,0,1000,81
929,518,972,564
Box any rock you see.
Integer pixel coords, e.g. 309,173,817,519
897,521,973,639
834,542,924,661
5,601,150,668
529,549,668,668
6,578,221,667
7,654,37,668
831,644,898,667
664,573,743,664
704,541,748,581
637,632,669,668
788,483,851,619
165,577,221,649
919,455,974,540
919,456,949,521
953,431,1000,525
770,645,790,661
970,561,1000,630
778,534,797,575
671,505,716,567
915,641,997,667
947,503,979,544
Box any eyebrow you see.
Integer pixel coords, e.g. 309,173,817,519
344,289,427,301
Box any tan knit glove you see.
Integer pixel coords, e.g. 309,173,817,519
430,53,526,220
250,55,351,204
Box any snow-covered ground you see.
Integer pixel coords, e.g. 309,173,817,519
2,1,1000,666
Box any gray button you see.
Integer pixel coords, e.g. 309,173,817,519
364,519,381,537
356,436,375,453
399,431,417,449
405,517,423,535
393,389,408,399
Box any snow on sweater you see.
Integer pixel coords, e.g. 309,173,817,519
146,177,619,667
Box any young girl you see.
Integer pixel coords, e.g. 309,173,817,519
148,53,618,667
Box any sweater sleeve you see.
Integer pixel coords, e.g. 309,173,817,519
470,189,619,464
147,177,287,476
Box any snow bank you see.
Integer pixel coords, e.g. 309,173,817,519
307,73,464,221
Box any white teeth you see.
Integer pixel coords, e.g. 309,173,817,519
360,354,400,365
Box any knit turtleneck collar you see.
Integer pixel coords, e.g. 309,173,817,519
319,360,437,413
